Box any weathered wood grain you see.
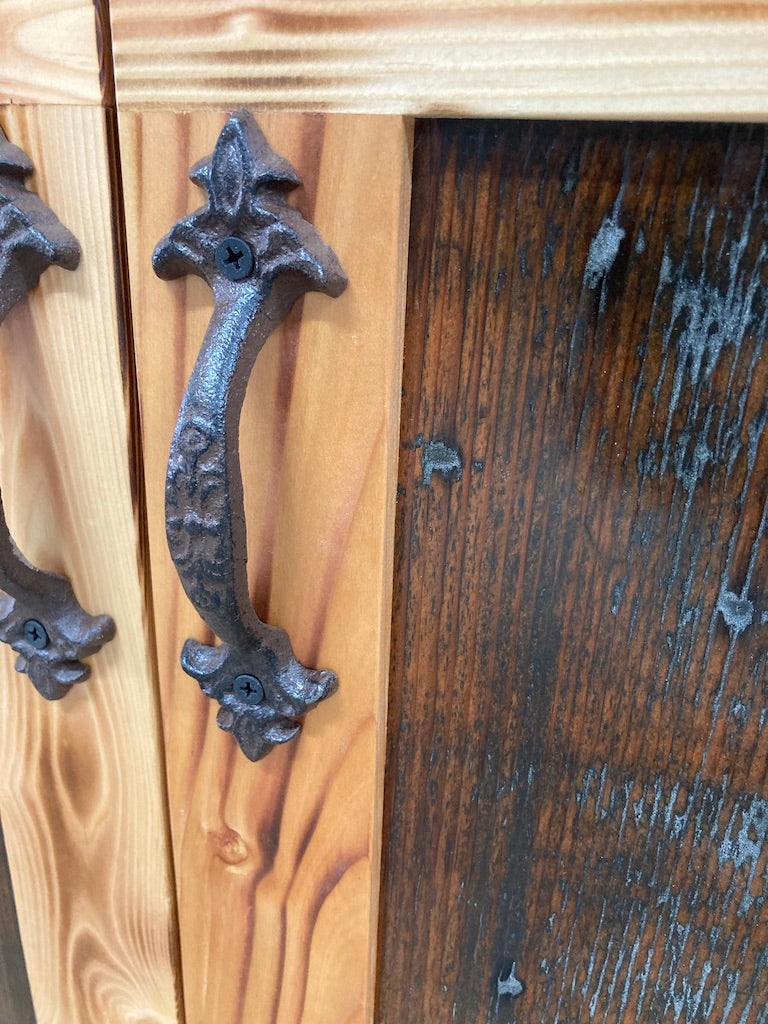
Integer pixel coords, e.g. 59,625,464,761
107,0,768,119
378,119,768,1023
0,817,36,1024
120,110,410,1024
0,0,104,105
0,104,183,1024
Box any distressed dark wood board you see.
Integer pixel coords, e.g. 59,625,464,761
0,816,35,1024
377,119,768,1024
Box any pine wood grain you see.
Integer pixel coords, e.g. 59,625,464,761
0,818,36,1024
0,1,104,105
378,119,768,1023
120,110,411,1024
0,104,183,1024
107,0,768,119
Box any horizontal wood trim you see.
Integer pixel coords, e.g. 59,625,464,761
108,1,768,119
0,1,104,105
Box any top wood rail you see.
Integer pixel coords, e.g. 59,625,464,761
107,0,768,119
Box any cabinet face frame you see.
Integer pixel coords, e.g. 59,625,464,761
3,3,768,1024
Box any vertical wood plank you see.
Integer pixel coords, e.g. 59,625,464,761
120,110,410,1024
0,104,183,1024
378,119,768,1023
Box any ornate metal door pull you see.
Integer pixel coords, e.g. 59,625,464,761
154,110,347,762
0,127,116,700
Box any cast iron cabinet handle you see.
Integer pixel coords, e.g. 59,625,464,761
0,128,115,699
154,110,347,762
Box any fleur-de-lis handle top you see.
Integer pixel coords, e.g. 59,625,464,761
0,127,115,699
154,110,347,762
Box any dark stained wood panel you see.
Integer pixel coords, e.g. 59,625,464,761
0,816,35,1024
377,120,768,1024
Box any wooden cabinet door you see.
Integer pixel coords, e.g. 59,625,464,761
3,7,411,1023
118,110,410,1024
0,13,183,1024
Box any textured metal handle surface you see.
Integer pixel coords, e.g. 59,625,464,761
0,128,115,699
154,110,347,762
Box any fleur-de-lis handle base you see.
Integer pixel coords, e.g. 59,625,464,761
154,110,347,762
0,127,115,699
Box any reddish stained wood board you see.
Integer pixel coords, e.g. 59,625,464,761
120,110,411,1024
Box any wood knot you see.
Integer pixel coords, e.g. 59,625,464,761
208,825,249,866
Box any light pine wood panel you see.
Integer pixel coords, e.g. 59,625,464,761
108,0,768,119
0,105,183,1024
120,110,411,1024
0,1,104,104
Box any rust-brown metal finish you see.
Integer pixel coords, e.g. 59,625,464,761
0,127,115,700
154,110,346,762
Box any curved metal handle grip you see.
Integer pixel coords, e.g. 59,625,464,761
0,128,115,699
154,111,347,762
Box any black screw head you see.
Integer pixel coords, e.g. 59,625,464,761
22,619,48,650
215,237,254,281
234,674,265,705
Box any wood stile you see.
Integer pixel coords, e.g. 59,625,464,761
0,105,183,1024
107,0,768,120
119,110,411,1024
